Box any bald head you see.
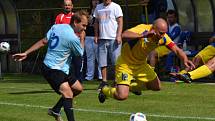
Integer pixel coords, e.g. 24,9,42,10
64,0,72,4
151,18,168,39
153,18,168,33
63,0,73,13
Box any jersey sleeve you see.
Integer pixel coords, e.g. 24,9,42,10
69,38,84,56
46,26,53,41
128,24,147,34
159,34,176,49
115,4,123,18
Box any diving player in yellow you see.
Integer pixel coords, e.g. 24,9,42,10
170,34,215,83
98,18,195,103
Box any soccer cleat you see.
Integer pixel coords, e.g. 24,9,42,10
98,91,106,103
171,73,192,83
48,108,63,121
98,82,108,103
131,91,142,95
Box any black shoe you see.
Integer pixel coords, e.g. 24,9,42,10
97,79,103,82
131,91,142,95
175,73,192,83
97,81,108,91
98,91,106,103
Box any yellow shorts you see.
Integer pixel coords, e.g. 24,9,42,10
196,45,215,64
115,63,157,86
155,46,171,58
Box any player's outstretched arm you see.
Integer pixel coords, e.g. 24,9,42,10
170,45,195,70
12,38,48,61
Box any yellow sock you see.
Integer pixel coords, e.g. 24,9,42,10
188,65,212,80
179,70,187,74
102,86,116,98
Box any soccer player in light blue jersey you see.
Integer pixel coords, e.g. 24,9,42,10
12,10,89,121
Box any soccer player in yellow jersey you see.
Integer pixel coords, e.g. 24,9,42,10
170,34,215,83
98,18,195,103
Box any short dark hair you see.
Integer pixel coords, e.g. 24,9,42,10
167,9,178,17
70,10,89,24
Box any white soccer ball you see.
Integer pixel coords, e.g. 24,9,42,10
130,112,147,121
0,42,10,52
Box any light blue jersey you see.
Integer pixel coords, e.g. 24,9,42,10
44,24,83,74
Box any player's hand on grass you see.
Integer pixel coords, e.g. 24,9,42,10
12,53,27,61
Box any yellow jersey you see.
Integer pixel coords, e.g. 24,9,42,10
118,24,175,65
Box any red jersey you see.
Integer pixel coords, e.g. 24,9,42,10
55,12,74,24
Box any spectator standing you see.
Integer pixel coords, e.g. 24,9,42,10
84,0,102,81
94,0,123,89
55,0,74,24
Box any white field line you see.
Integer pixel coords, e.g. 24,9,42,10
0,101,215,120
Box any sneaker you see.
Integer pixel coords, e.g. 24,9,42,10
98,91,106,103
170,73,192,83
48,108,63,121
97,81,108,91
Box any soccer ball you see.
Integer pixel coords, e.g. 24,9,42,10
130,112,147,121
0,42,10,52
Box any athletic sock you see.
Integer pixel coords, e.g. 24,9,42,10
179,69,187,74
188,65,212,80
52,97,63,113
102,86,116,98
63,98,75,121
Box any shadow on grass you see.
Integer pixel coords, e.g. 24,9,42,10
9,90,54,95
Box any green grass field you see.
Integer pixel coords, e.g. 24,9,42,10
0,73,215,121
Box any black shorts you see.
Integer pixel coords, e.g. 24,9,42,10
41,63,77,94
70,56,84,82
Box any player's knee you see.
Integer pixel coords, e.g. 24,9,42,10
147,84,161,91
61,89,73,98
151,87,161,91
60,83,73,98
73,84,83,95
116,93,129,100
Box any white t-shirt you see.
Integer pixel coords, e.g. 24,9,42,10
94,2,123,39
